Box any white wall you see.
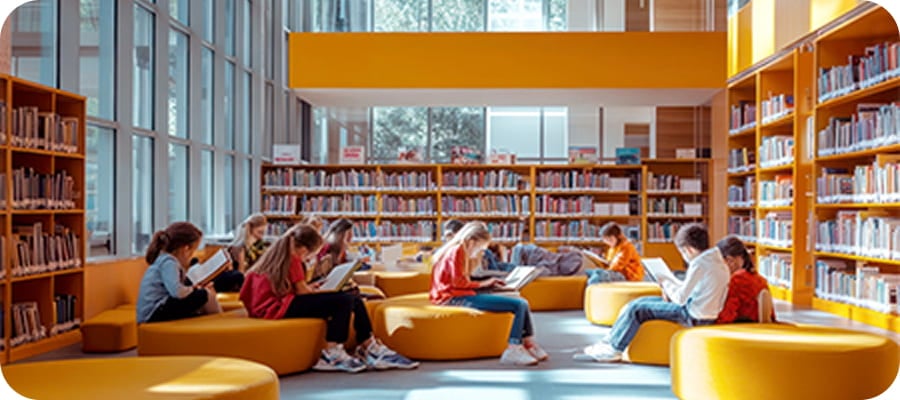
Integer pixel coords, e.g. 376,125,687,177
568,0,598,31
602,106,656,158
567,105,600,151
601,0,626,32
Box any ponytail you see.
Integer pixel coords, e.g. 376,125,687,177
716,235,755,273
145,231,170,264
145,222,204,264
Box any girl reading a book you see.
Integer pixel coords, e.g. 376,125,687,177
240,224,418,372
430,221,548,366
137,222,222,323
216,213,269,292
715,236,776,324
585,222,644,285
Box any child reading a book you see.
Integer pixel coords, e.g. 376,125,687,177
216,213,269,292
312,219,371,291
585,222,644,285
137,222,222,323
240,224,417,372
430,221,548,366
715,236,776,324
576,223,729,363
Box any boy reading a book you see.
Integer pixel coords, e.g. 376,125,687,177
585,222,643,284
576,223,729,362
137,222,222,323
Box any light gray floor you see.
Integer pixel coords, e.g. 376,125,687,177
17,302,900,400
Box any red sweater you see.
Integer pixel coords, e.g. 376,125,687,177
240,257,304,319
716,269,774,323
430,245,481,304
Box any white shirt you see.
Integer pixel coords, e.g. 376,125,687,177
661,247,730,320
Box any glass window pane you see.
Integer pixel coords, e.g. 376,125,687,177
133,5,155,130
430,107,485,163
133,135,154,254
312,107,328,163
200,151,214,233
10,0,57,86
80,0,116,120
225,0,236,56
242,158,251,220
203,0,215,42
374,0,428,32
312,0,370,32
243,0,252,64
225,62,236,149
265,84,274,156
168,144,188,223
170,0,189,25
224,155,235,233
242,71,251,152
548,0,568,31
372,107,427,160
488,0,543,31
488,107,540,158
543,107,568,158
433,0,484,31
201,48,214,144
168,30,189,138
265,0,275,79
86,125,115,257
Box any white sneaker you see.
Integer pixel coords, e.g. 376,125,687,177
313,344,367,373
357,339,420,370
500,345,539,366
525,343,549,362
583,342,622,363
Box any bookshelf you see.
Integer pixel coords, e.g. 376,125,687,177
642,158,709,269
0,74,87,364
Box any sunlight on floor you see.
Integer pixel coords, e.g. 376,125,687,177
405,387,530,400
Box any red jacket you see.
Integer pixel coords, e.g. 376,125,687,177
430,245,481,304
717,269,774,323
240,257,304,319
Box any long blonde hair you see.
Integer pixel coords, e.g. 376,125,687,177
230,213,268,249
432,221,491,272
248,224,323,297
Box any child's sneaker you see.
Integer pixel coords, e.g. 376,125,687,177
582,342,622,363
357,339,420,370
500,345,539,366
313,344,367,373
525,343,549,362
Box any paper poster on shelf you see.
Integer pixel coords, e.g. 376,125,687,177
340,146,366,164
568,146,598,164
273,144,302,165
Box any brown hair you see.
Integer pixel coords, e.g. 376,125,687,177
716,235,755,273
674,223,709,252
248,224,323,297
599,222,626,245
145,222,203,264
230,213,268,249
322,218,354,262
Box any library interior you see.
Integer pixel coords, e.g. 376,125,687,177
1,0,900,399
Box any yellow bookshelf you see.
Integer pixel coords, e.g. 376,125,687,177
642,158,709,269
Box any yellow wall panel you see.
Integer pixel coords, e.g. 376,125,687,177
751,0,775,64
288,32,727,89
810,0,862,31
775,0,810,51
737,5,753,73
728,15,739,77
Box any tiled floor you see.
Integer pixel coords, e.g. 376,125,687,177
16,302,900,399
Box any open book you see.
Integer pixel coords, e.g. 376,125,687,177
583,250,609,268
489,266,542,292
641,257,678,284
186,249,231,286
318,260,364,291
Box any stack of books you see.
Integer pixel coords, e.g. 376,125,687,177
536,171,641,192
759,135,794,168
11,168,77,210
441,170,525,191
729,101,757,134
486,222,527,242
818,41,900,103
263,168,378,191
815,211,900,260
727,177,755,207
380,171,434,190
382,196,435,216
728,214,757,243
648,197,703,217
10,301,48,347
760,94,794,124
647,221,684,243
10,223,83,277
758,211,792,247
759,176,793,207
9,107,80,153
817,103,900,156
646,173,702,193
50,294,80,336
441,195,529,216
759,253,792,288
815,260,900,313
728,148,755,173
351,221,434,243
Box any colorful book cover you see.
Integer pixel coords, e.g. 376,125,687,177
615,147,641,165
568,146,598,165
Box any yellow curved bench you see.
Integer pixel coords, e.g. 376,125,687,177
2,356,279,400
372,293,513,360
584,282,662,325
623,320,683,366
216,292,244,312
138,311,326,375
520,275,587,311
81,304,138,353
374,271,432,297
672,324,900,400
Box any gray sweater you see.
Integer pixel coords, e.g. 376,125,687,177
136,253,193,323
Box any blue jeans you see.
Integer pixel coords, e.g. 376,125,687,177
608,296,714,352
585,269,626,285
483,250,516,272
449,294,534,345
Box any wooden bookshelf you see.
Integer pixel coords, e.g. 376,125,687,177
1,73,87,364
642,158,709,269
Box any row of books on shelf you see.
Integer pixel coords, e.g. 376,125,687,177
535,195,639,217
758,212,792,247
818,41,900,104
758,253,792,288
815,260,900,314
729,101,757,134
817,103,900,157
760,94,794,124
383,196,436,215
647,221,684,243
648,198,703,216
262,195,378,216
727,148,755,173
0,172,5,209
7,105,80,154
382,171,433,190
485,222,527,242
728,214,757,240
0,237,5,280
441,195,528,215
9,302,47,347
9,223,83,277
758,135,794,168
727,177,755,207
815,211,900,260
534,223,641,243
535,171,641,192
49,294,80,336
10,168,78,210
350,221,435,243
263,169,379,190
441,170,526,190
759,177,793,207
646,173,702,193
816,160,900,204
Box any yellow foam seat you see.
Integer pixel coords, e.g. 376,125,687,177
672,324,900,400
358,285,387,299
584,282,662,325
372,293,513,360
623,320,683,365
520,275,587,311
374,271,431,297
3,356,279,399
138,311,325,375
216,292,244,312
81,304,138,353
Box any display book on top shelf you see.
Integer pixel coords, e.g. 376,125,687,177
809,6,900,332
0,73,87,364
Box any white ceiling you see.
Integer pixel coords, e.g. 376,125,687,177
295,88,722,108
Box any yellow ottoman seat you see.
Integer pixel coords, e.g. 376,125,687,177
374,271,431,297
81,304,138,353
3,356,279,400
584,282,662,325
672,324,900,400
138,312,326,375
216,292,244,312
372,293,513,360
520,275,587,311
623,320,683,366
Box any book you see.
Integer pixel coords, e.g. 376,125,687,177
318,260,364,291
186,249,232,286
641,257,678,284
583,250,609,267
568,146,598,165
496,266,542,291
615,148,641,165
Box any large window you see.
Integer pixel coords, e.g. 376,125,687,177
430,107,485,163
86,126,115,257
375,0,428,31
242,0,252,65
225,0,236,56
202,0,215,42
9,0,57,86
168,30,189,138
372,107,428,160
168,144,189,223
201,47,214,144
543,107,568,158
133,4,155,130
433,0,485,31
170,0,189,26
224,156,235,231
242,158,252,221
225,62,236,149
488,107,541,158
241,71,252,152
79,0,116,120
132,135,154,254
200,151,214,233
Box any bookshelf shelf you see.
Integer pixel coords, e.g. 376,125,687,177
8,330,81,363
816,76,900,110
7,147,84,159
815,203,900,209
645,191,707,196
440,189,530,195
728,124,757,137
768,284,791,302
814,251,900,267
815,143,900,163
10,209,85,215
760,112,794,129
757,164,794,174
647,215,706,220
534,190,640,195
727,170,756,178
728,205,755,211
757,205,793,212
758,244,794,253
534,214,639,220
